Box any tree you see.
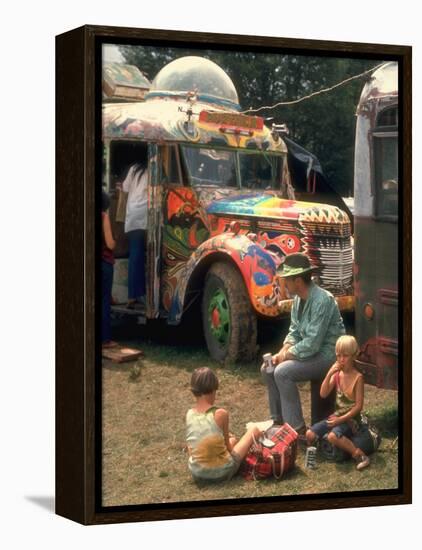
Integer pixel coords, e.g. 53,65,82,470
118,45,378,196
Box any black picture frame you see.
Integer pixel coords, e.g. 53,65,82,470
56,24,412,525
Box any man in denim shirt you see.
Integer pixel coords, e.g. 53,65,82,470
261,253,345,434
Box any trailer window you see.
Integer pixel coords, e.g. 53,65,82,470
374,135,398,217
182,146,237,187
377,107,398,128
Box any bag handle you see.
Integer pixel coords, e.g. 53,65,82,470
268,453,285,480
250,432,286,480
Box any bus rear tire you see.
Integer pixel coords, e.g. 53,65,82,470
202,262,257,363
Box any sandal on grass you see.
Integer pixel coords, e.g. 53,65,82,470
355,454,370,471
353,448,370,470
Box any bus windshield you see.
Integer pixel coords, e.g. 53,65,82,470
181,145,284,190
182,147,237,187
239,151,282,190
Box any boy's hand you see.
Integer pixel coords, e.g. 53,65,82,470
327,416,341,428
329,362,341,374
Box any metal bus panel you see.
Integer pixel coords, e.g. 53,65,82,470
354,62,398,389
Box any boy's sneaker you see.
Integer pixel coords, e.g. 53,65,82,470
355,454,370,471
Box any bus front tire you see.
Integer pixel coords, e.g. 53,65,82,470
202,262,257,363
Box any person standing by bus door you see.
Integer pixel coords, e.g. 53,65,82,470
119,161,148,309
102,190,117,348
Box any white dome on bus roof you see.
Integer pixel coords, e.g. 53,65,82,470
148,56,239,109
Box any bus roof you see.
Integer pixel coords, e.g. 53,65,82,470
357,62,398,113
102,98,287,153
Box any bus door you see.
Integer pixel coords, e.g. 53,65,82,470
147,143,164,318
372,123,399,389
355,105,398,389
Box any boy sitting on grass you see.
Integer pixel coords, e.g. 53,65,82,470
185,367,262,483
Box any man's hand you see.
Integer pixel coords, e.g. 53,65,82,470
272,352,281,365
278,343,294,363
283,350,296,361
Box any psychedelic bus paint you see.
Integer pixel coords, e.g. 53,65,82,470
103,55,354,362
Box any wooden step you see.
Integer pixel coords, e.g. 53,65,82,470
102,345,144,363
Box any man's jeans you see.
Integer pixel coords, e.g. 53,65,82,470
261,354,332,430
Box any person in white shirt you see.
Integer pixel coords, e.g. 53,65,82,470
121,161,148,308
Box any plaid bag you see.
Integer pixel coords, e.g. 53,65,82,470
241,423,298,480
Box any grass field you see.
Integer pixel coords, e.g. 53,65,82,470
102,322,398,507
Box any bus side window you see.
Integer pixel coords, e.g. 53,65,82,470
161,145,183,185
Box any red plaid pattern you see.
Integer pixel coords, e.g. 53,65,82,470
240,423,298,480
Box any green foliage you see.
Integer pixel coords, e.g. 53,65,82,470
118,45,379,196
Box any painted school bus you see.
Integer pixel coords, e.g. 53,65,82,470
103,56,354,362
353,62,398,389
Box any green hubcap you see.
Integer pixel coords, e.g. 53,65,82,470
208,288,230,347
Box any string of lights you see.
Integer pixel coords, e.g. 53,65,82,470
240,62,386,114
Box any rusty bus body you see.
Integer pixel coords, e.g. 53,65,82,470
353,62,399,389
